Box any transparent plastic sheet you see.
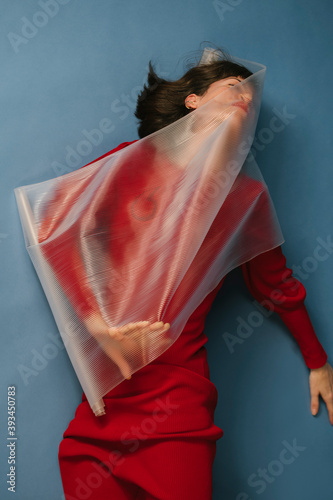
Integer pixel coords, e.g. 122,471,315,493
14,50,284,416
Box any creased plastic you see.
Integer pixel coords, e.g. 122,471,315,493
14,50,284,416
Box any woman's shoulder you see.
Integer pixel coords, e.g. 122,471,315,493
81,140,138,169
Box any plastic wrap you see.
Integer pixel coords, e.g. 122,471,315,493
14,51,284,416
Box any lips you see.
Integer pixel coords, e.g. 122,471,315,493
231,101,249,112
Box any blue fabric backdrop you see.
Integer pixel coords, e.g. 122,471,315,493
1,1,332,498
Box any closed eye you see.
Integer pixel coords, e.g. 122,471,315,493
227,78,243,86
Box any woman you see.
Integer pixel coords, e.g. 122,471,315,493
22,49,333,499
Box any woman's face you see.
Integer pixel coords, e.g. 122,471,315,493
185,76,252,113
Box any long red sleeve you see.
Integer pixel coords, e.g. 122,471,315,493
241,246,328,369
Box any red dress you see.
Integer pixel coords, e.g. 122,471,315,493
54,142,327,500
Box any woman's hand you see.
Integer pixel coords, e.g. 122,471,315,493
83,312,170,381
309,361,333,425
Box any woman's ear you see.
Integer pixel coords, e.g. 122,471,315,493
185,93,200,109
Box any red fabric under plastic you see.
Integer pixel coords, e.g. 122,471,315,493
57,141,327,500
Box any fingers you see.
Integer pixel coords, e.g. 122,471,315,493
322,389,333,425
93,319,171,382
311,389,333,424
117,357,132,380
309,376,320,416
325,369,333,425
311,393,319,416
101,342,132,380
108,321,170,339
309,380,320,416
309,364,333,425
324,398,333,426
108,326,124,341
148,321,165,330
149,322,170,331
105,320,171,381
108,321,150,340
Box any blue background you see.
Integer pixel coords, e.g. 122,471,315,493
1,1,332,498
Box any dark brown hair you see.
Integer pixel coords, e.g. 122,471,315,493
135,52,253,138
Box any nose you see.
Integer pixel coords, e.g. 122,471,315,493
240,94,252,102
240,93,252,104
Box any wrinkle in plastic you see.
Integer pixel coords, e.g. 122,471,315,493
15,52,284,416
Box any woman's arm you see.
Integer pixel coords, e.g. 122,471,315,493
241,245,328,369
241,246,333,425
